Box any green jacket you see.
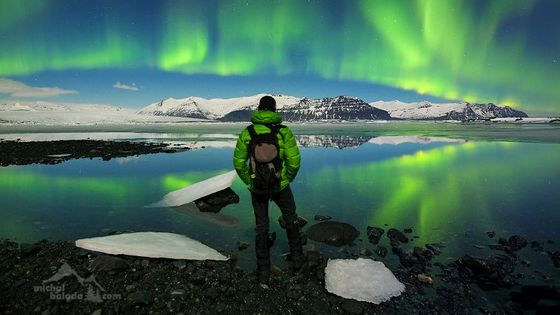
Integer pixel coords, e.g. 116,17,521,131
233,110,301,192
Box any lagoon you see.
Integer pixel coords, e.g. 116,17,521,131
0,123,559,284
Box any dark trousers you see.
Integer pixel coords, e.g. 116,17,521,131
251,185,302,267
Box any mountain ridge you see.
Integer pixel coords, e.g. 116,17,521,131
137,94,528,122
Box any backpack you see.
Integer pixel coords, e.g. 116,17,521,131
247,123,285,193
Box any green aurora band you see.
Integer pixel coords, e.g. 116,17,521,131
1,0,559,113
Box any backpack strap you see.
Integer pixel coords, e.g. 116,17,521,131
264,123,285,141
247,124,258,139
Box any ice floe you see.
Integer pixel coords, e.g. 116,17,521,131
75,232,228,261
325,258,405,304
147,170,238,208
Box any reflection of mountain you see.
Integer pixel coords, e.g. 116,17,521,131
296,135,373,149
175,135,467,150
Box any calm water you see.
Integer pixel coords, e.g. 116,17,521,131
1,123,559,283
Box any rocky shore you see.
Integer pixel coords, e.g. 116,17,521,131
0,140,189,167
1,227,558,314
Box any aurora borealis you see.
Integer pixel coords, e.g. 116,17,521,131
1,0,559,114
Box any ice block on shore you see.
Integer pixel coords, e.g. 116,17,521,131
147,170,238,208
325,258,405,304
76,232,228,261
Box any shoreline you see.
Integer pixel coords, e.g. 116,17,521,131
1,230,558,314
0,139,189,167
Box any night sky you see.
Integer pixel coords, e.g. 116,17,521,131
1,0,559,115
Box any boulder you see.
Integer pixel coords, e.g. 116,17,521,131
306,221,359,247
194,188,239,213
366,226,384,245
387,228,408,245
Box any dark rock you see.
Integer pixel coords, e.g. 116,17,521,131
413,246,434,261
194,188,239,213
305,221,359,247
426,243,444,255
508,235,528,251
127,291,152,306
366,226,384,245
278,216,308,229
531,241,544,251
387,228,408,245
237,241,249,251
488,244,508,251
89,255,129,273
547,251,560,268
314,214,332,221
204,287,219,299
375,246,388,257
456,255,515,290
403,228,413,234
486,231,495,238
20,244,42,257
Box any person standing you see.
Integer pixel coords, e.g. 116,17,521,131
233,95,304,285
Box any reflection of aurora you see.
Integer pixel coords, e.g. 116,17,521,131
303,142,560,247
0,169,142,241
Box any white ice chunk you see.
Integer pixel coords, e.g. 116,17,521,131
147,170,238,208
325,258,405,304
75,232,228,261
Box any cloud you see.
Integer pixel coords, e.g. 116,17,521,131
113,81,139,91
0,78,78,97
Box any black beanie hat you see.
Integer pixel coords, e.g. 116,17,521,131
258,95,276,112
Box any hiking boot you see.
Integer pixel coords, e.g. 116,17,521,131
256,264,270,285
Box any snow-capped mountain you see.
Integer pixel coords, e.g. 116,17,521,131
139,94,527,122
140,94,391,122
276,96,391,121
137,94,301,120
372,100,528,120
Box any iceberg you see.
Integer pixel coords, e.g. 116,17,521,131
147,170,238,208
75,232,228,261
325,258,405,304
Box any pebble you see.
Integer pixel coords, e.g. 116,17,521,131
417,274,433,285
